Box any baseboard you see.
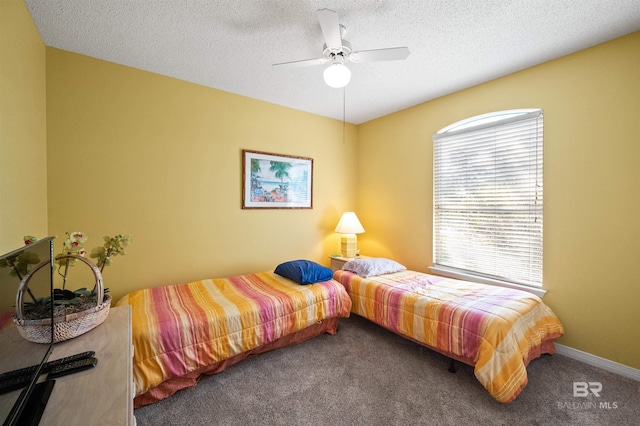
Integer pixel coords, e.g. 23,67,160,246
554,344,640,382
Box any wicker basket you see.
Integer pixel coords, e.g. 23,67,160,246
13,254,111,343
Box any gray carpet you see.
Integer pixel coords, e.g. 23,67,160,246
134,315,640,425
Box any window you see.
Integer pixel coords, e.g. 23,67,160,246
432,109,543,291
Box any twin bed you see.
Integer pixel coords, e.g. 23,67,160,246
115,263,352,407
333,258,564,403
116,258,563,407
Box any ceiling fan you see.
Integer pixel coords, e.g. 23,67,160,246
273,8,410,88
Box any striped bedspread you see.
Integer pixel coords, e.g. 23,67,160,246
115,271,351,397
333,269,563,403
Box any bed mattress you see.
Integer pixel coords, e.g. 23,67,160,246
116,271,352,403
333,269,563,403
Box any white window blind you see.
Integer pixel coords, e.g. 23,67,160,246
433,109,543,287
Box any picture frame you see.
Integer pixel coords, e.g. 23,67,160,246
242,150,313,209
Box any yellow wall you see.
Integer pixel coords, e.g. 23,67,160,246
45,48,358,304
358,32,640,369
3,1,638,370
0,0,48,255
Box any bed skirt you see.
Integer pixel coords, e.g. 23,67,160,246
357,312,558,402
134,317,339,408
361,311,558,366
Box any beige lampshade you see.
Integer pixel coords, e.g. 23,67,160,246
335,212,365,257
334,212,365,234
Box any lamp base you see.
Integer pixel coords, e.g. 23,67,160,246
340,234,358,258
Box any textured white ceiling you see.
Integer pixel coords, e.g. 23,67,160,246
25,0,640,124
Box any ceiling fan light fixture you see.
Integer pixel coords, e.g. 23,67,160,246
323,62,351,88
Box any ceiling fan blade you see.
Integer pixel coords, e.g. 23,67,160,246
272,57,328,69
350,47,411,63
317,8,342,49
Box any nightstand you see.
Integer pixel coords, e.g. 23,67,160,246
329,255,368,272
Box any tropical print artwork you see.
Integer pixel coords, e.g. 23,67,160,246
243,150,312,208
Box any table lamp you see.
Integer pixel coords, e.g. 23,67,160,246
334,212,365,258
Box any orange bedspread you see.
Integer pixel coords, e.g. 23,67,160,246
116,271,352,400
333,269,563,403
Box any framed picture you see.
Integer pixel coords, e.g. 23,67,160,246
242,150,313,209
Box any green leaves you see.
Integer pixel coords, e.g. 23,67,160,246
24,287,109,310
6,232,129,315
53,288,81,305
2,251,42,278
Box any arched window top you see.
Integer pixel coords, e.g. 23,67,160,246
431,108,544,289
434,108,542,139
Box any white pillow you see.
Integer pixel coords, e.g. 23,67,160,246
342,258,406,277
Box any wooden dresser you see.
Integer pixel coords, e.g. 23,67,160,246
0,305,134,425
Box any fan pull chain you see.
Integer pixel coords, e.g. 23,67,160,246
343,87,346,144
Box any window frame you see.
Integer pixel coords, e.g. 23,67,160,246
430,109,545,297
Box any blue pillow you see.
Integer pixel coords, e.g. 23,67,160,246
274,260,333,285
